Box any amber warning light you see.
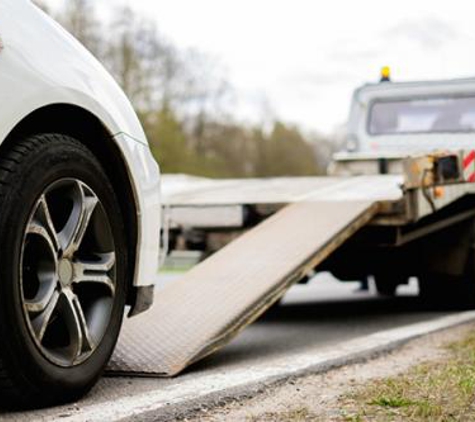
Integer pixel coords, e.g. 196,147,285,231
380,66,391,82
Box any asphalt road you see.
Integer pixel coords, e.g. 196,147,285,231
1,274,457,421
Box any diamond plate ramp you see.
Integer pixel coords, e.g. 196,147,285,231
108,200,379,376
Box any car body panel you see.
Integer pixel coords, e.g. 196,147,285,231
0,0,161,293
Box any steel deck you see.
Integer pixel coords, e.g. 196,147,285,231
161,175,404,229
109,199,379,376
161,174,404,206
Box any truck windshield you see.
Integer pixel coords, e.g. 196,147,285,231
369,96,475,135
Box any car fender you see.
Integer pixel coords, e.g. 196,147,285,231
0,0,161,291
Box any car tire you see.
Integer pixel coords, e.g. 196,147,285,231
0,133,127,408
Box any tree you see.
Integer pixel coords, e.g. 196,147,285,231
263,122,321,176
143,108,223,177
103,7,171,111
144,108,190,174
56,0,103,58
41,1,329,178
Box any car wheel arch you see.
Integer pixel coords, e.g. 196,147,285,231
0,104,139,308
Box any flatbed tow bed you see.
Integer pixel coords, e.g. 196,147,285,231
108,153,475,376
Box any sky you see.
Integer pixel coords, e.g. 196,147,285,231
48,0,475,134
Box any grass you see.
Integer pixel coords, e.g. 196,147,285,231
340,331,475,421
221,331,475,421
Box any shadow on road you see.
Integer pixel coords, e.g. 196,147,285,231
187,292,451,375
262,295,425,321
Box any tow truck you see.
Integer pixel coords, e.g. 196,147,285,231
109,70,475,377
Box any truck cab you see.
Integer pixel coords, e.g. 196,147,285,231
333,73,475,176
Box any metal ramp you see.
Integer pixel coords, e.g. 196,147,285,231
108,199,379,376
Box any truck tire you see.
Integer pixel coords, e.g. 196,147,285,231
0,134,127,408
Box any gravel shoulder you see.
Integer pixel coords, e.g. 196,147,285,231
184,322,475,421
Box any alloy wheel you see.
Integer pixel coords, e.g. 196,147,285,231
20,179,116,367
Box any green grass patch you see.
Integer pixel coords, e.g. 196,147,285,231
370,395,417,408
341,330,475,421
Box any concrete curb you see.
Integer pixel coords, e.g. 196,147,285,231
63,311,475,422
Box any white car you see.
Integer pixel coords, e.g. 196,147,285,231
0,0,161,407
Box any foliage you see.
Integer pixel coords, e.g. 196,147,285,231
40,0,338,177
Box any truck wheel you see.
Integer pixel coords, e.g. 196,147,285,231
0,134,127,408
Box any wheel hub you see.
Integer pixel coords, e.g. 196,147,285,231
58,259,74,288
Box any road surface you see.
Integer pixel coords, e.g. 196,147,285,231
0,274,459,421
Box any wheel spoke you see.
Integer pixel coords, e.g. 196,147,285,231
61,290,94,362
60,183,98,258
27,217,59,260
30,290,60,342
72,293,95,353
73,253,116,295
32,195,60,253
